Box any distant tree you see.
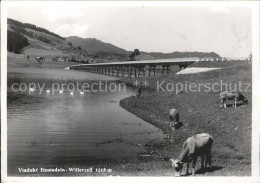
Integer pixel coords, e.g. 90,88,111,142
9,25,34,38
129,49,140,61
8,18,65,40
7,30,29,54
134,49,140,55
68,42,72,47
77,46,81,50
36,35,51,44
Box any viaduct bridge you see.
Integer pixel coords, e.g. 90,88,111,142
66,57,199,77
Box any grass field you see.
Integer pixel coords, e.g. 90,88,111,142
120,61,252,176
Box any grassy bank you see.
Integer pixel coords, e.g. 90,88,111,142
120,61,252,176
8,54,78,69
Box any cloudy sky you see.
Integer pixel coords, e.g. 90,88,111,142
7,2,252,57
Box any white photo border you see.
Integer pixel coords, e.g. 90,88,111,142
1,1,259,183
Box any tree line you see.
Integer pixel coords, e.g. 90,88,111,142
7,30,29,54
8,18,65,40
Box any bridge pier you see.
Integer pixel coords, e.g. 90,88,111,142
121,66,124,76
106,66,108,75
148,64,156,76
162,64,170,75
114,66,117,75
125,66,130,77
110,66,113,75
137,65,145,77
129,66,133,78
121,66,125,77
116,66,120,76
134,67,137,78
108,66,110,75
123,66,127,77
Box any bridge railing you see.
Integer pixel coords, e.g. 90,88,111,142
67,57,200,68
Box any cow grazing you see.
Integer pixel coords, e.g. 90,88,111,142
169,109,180,130
170,133,213,176
220,91,248,108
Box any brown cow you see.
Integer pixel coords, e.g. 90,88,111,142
170,133,213,176
220,91,248,108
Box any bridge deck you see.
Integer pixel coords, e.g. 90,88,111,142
66,57,199,77
67,57,199,67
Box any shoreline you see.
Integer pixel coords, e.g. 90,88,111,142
120,97,171,134
7,59,252,176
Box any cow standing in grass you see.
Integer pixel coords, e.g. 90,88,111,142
169,109,180,130
220,91,248,108
170,133,213,176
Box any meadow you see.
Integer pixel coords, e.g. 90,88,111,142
119,61,252,176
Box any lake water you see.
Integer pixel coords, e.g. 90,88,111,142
7,67,165,175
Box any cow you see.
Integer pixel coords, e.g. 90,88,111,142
169,109,180,130
220,91,248,108
170,133,213,176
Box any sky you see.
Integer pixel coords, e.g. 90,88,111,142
7,2,252,57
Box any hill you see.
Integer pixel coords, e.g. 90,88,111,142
66,36,130,60
135,53,156,61
143,51,220,59
8,18,64,40
66,35,220,60
8,18,92,62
